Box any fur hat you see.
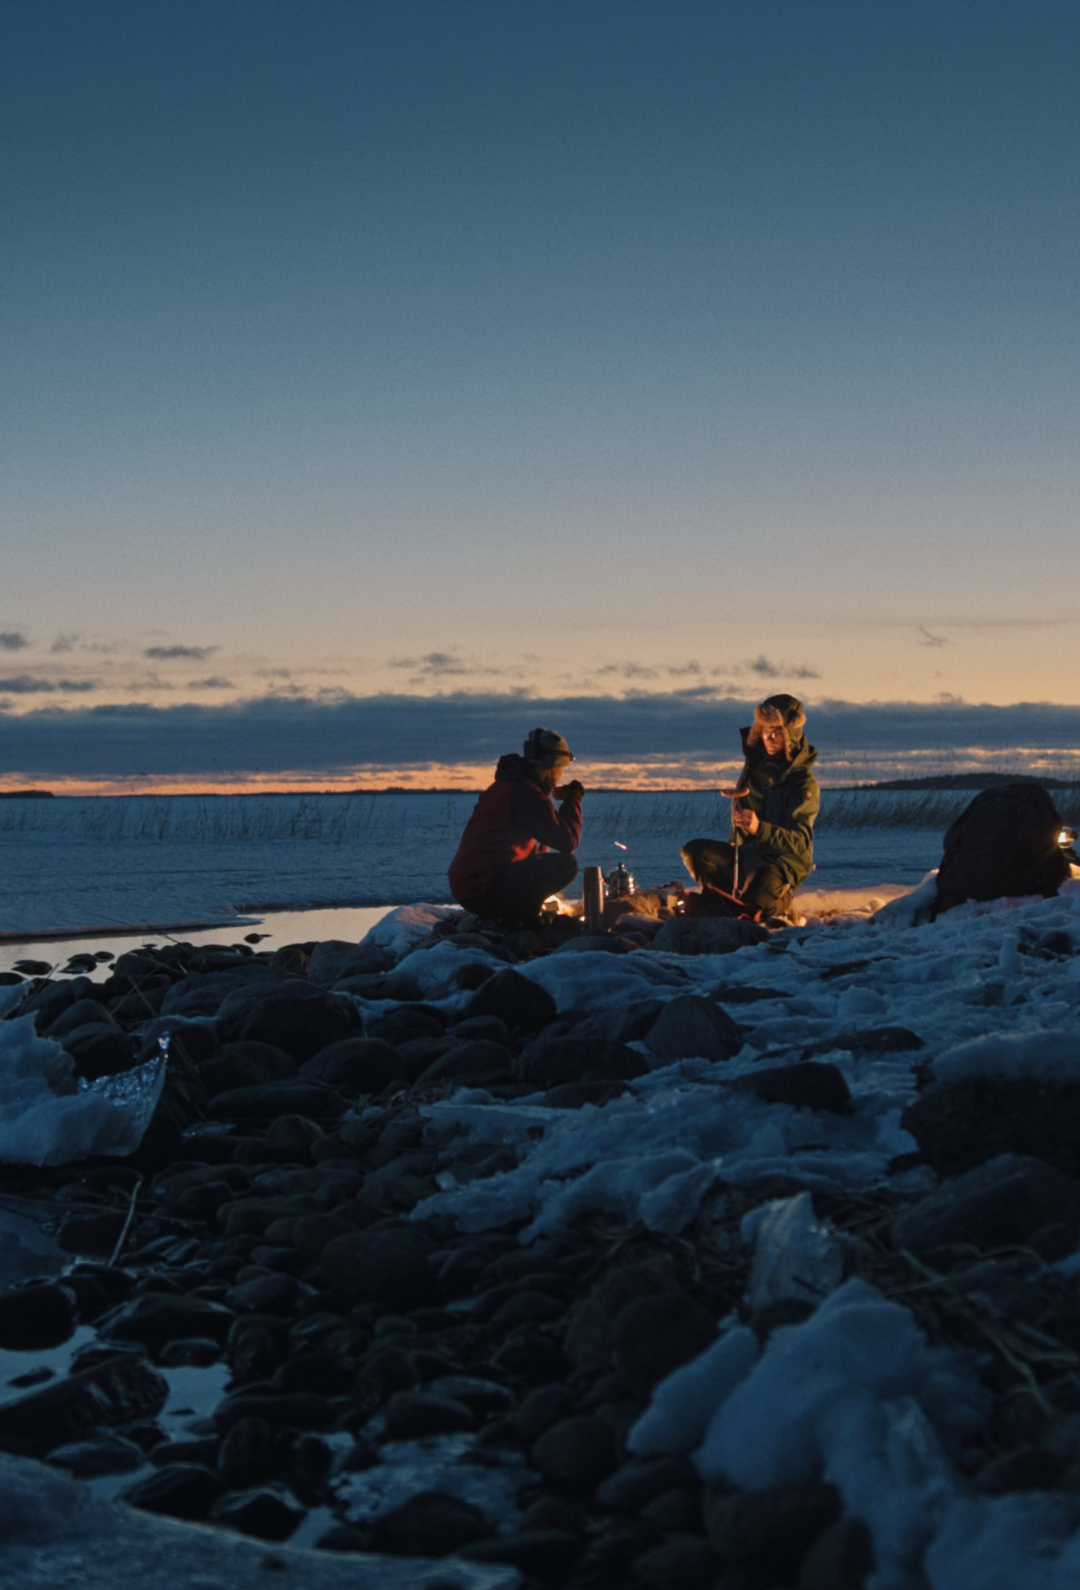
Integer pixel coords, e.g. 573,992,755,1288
523,727,574,768
747,694,806,758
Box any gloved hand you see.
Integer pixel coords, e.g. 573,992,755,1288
557,779,585,800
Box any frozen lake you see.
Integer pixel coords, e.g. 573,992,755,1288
0,790,947,944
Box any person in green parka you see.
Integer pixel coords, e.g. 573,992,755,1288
681,693,820,919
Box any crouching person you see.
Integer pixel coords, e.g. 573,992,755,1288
449,727,583,927
682,694,819,921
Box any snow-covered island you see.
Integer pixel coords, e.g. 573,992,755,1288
4,879,1080,1589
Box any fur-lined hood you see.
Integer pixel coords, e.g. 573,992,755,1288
744,694,807,760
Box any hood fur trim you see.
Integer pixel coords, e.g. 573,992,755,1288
746,694,807,758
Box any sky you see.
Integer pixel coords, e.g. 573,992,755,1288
2,0,1079,790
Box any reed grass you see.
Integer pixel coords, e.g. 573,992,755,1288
1,785,1078,844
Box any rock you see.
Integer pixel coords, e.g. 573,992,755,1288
46,1433,148,1476
275,1350,356,1396
213,1390,337,1433
208,1079,346,1126
902,1077,1080,1180
977,1445,1067,1494
704,1480,841,1574
612,1293,717,1395
0,1283,77,1350
798,1515,875,1590
56,1212,126,1257
466,969,558,1035
514,1035,648,1088
61,1024,137,1079
199,1040,297,1094
239,992,358,1064
45,998,122,1039
368,1489,493,1555
216,1415,273,1487
564,1261,682,1373
532,1415,618,1486
461,1529,586,1578
382,1392,477,1440
160,971,273,1020
889,1154,1080,1258
514,1383,577,1444
570,1001,666,1047
451,1014,511,1043
366,1005,447,1046
651,919,769,956
102,1293,235,1355
426,1375,516,1421
644,997,743,1063
633,1534,720,1587
226,1273,300,1315
417,1040,515,1086
300,1036,401,1094
263,1113,324,1159
596,1454,699,1513
136,1017,220,1065
209,1486,305,1540
731,1061,852,1115
808,1026,924,1055
121,1463,222,1520
306,940,393,986
21,977,95,1025
319,1222,440,1308
641,1487,702,1531
0,1353,168,1457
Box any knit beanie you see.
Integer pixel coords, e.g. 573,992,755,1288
523,727,574,768
746,694,807,758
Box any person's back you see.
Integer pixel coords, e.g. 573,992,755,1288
449,728,583,925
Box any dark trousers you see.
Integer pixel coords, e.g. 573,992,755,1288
680,837,793,917
458,852,579,924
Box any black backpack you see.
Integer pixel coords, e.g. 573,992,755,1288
934,783,1071,917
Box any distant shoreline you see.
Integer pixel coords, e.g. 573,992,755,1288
2,774,1078,799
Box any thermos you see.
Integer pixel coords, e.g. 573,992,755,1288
582,866,605,929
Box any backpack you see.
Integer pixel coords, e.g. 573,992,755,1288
934,782,1071,917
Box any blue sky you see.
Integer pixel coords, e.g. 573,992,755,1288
2,1,1079,785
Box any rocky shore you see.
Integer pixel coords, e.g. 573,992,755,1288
4,896,1080,1588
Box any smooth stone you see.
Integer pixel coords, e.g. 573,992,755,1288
532,1415,618,1486
612,1293,717,1395
102,1293,235,1354
121,1462,222,1520
300,1036,401,1094
644,996,743,1063
0,1283,77,1351
704,1480,841,1572
45,1433,148,1476
889,1153,1080,1257
368,1489,493,1556
0,1353,168,1458
209,1486,306,1541
238,992,358,1064
382,1392,477,1440
320,1222,440,1309
730,1060,852,1115
465,969,558,1036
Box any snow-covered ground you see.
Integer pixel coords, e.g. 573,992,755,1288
0,790,941,936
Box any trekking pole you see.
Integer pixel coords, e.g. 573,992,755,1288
731,795,742,898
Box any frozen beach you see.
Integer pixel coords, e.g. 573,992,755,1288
0,789,953,945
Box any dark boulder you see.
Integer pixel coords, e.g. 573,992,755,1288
320,1221,440,1309
730,1061,852,1115
903,1075,1080,1180
0,1352,168,1457
644,996,743,1063
889,1153,1080,1259
239,991,358,1064
300,1036,401,1094
466,969,558,1036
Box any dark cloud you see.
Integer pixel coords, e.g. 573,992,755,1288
0,632,30,651
390,652,474,678
0,676,98,694
50,634,77,654
1,689,1079,780
917,627,949,647
143,645,217,661
188,676,234,689
747,655,819,680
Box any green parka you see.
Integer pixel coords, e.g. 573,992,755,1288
733,728,820,886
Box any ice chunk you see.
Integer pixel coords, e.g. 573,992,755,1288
742,1191,845,1311
359,902,460,954
0,1016,165,1166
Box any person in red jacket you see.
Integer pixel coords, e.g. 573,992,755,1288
449,727,584,925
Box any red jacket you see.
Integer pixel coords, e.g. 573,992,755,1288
448,755,583,902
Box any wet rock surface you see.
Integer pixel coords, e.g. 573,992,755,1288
5,905,1080,1589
